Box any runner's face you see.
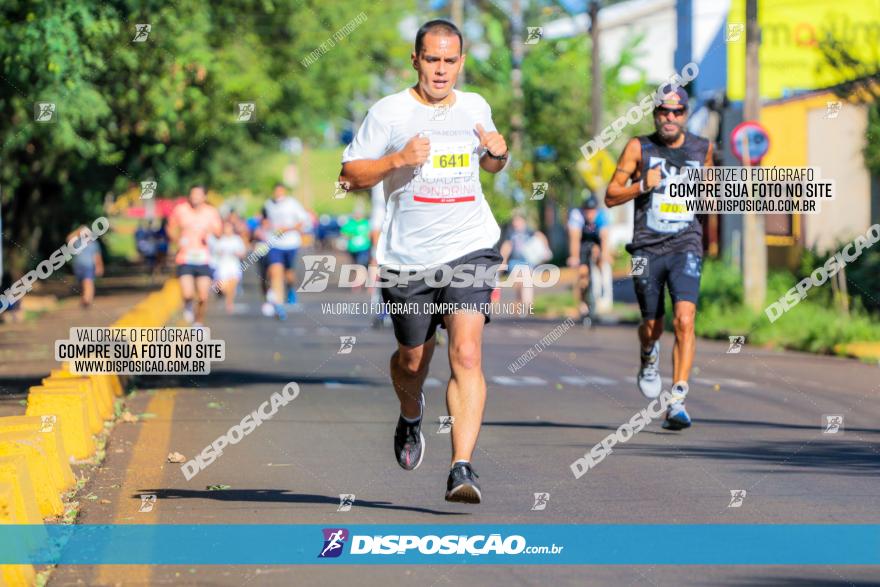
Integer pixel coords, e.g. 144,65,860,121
413,32,463,101
654,107,687,142
189,187,206,207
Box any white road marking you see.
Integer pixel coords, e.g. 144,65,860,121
491,376,548,386
559,375,617,386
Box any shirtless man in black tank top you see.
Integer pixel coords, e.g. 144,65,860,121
605,86,714,431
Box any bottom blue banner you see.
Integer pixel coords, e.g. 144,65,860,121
0,524,877,565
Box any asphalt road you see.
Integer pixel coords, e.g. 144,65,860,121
51,274,880,586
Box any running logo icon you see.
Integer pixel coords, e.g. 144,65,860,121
531,492,550,511
726,23,744,42
630,257,648,276
823,414,844,434
34,102,56,123
727,490,746,508
318,528,349,558
298,256,336,292
727,335,746,354
140,181,157,200
236,102,256,122
531,182,548,201
437,416,454,434
40,415,56,433
430,104,450,122
338,336,356,354
333,181,350,199
824,101,841,120
337,494,355,512
138,494,157,513
132,24,151,42
525,27,543,44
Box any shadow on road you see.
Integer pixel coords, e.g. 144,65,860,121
484,420,621,432
135,369,379,390
0,375,43,397
712,577,879,586
635,440,879,475
134,488,467,516
698,417,880,435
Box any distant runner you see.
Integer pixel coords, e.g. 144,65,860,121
263,183,309,321
168,186,223,326
605,86,712,431
566,194,610,327
340,19,508,503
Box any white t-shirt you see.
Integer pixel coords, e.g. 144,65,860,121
369,183,386,233
342,88,501,269
213,234,246,274
263,196,309,250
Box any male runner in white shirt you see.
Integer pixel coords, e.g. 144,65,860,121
339,19,508,504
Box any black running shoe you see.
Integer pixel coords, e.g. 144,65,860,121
393,393,425,470
445,462,482,504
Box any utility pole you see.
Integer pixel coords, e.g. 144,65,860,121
589,1,601,141
742,0,766,310
510,0,524,158
451,0,465,85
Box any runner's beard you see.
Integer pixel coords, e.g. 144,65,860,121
656,121,683,143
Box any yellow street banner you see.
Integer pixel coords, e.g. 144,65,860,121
727,0,880,101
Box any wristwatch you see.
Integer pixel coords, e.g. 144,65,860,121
487,150,509,161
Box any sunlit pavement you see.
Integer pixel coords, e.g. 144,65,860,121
50,278,880,586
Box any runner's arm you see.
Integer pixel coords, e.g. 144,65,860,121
94,246,104,277
499,239,512,267
339,147,416,191
166,210,181,244
568,226,581,267
605,138,643,208
599,227,612,266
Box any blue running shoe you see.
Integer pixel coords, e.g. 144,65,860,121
662,382,692,430
287,289,297,305
275,303,287,321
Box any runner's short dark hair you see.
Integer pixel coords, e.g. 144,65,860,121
415,19,463,55
190,184,206,193
274,182,285,190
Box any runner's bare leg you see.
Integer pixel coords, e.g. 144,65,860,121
390,338,436,419
444,311,486,465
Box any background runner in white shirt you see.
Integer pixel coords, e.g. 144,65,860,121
263,183,310,318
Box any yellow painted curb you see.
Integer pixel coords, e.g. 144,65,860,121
834,342,880,361
41,376,112,421
0,434,64,517
0,417,75,489
0,563,36,586
25,392,94,460
50,370,121,402
0,459,41,524
29,385,102,434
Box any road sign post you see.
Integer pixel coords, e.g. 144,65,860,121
730,118,770,312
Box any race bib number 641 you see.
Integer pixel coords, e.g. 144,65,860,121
420,141,474,180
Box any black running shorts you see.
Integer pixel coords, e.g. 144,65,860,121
176,263,213,279
380,248,503,347
631,250,702,320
